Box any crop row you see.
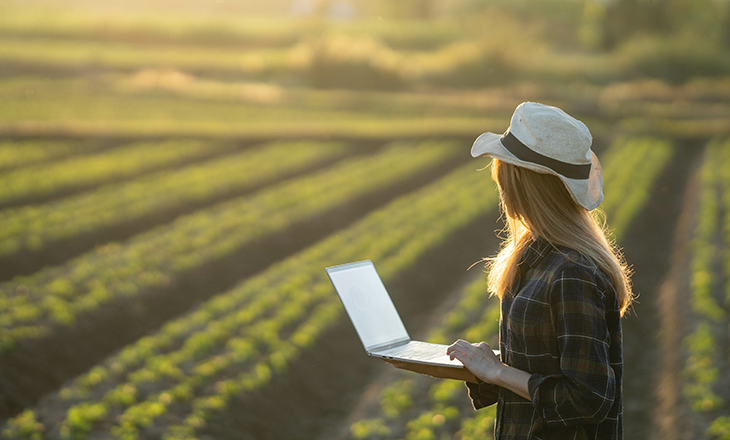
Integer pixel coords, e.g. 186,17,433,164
1,160,501,440
0,139,241,207
343,135,675,440
597,136,674,239
0,140,347,257
0,135,675,440
685,138,730,440
0,140,113,172
0,142,459,351
684,138,723,413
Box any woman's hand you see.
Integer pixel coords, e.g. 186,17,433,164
446,339,504,384
384,341,533,401
382,359,478,383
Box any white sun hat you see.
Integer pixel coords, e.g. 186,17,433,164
471,101,603,211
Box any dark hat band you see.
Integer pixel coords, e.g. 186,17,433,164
499,131,591,180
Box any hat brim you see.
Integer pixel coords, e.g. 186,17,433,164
471,132,604,211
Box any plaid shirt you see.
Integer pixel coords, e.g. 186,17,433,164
466,237,623,440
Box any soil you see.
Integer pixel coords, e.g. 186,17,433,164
647,145,700,440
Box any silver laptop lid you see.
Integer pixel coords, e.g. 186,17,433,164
326,260,410,352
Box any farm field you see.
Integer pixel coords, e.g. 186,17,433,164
1,1,730,440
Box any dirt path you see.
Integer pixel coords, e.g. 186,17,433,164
648,148,700,440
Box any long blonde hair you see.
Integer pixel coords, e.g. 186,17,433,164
486,159,633,316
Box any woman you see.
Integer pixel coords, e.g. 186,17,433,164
386,102,632,440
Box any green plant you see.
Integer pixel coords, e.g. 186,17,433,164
1,410,44,440
682,138,728,419
0,139,234,206
0,141,346,256
5,159,499,439
0,142,458,350
597,136,674,240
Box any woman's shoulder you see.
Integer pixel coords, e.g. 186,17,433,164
525,239,619,313
541,242,613,290
521,239,620,312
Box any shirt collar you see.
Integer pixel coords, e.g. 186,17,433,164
520,236,554,269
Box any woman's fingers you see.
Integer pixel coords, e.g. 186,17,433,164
451,339,478,354
448,339,498,361
448,339,477,360
447,339,468,359
446,339,504,384
447,339,471,352
449,350,467,363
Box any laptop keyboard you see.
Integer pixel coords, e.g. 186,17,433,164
379,341,449,360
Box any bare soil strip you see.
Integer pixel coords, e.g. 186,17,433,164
649,148,700,440
0,151,467,420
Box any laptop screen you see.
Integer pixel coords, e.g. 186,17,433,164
327,260,409,351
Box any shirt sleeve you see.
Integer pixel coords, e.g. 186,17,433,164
527,266,617,427
465,376,500,410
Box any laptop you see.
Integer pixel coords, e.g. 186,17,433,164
326,260,498,369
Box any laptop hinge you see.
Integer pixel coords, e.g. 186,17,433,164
369,338,410,353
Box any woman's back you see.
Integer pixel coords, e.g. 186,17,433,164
472,238,623,440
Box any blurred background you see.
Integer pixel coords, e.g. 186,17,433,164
1,0,729,137
0,1,729,440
